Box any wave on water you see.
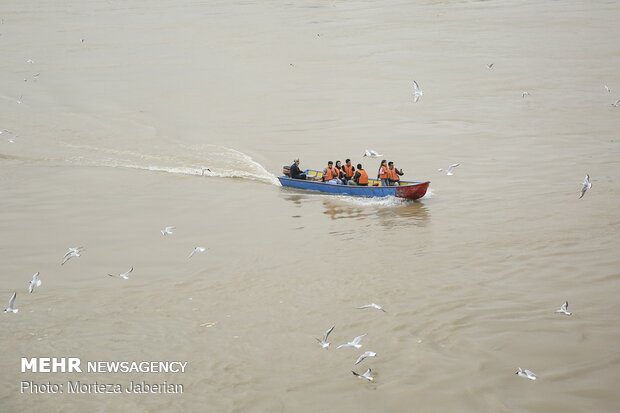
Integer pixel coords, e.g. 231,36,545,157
287,189,431,208
332,185,433,206
332,195,412,207
63,143,280,186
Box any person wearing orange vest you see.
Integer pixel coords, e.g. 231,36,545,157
343,159,355,181
351,163,369,186
377,160,389,186
322,161,339,183
387,161,404,186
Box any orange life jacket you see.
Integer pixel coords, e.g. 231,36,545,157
324,166,336,180
388,167,399,181
343,164,354,178
358,169,369,185
378,165,388,179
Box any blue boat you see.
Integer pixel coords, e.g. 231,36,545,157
278,169,430,200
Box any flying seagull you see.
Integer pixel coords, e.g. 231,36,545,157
337,333,367,349
604,84,611,93
1,130,17,143
413,80,424,103
201,168,211,176
555,301,571,316
522,91,530,98
316,325,335,349
26,59,34,64
108,267,133,280
351,368,374,382
438,163,460,175
354,351,377,365
188,247,206,259
161,226,175,236
62,246,85,265
4,292,18,313
63,246,84,259
516,368,537,380
357,303,386,312
486,63,494,69
612,99,620,107
363,149,383,158
28,272,42,293
579,174,591,199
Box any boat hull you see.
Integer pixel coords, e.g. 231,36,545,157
278,176,430,200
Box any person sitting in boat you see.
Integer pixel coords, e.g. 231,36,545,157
322,161,340,184
343,159,355,182
334,160,348,185
350,163,369,186
377,159,389,186
387,161,404,186
289,158,306,180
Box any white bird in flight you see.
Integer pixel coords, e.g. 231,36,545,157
201,168,211,176
612,99,620,107
188,247,206,259
108,267,133,280
4,292,18,313
17,95,23,104
316,325,335,349
486,63,494,69
363,149,383,158
337,333,367,349
26,59,34,64
351,368,374,382
516,368,537,380
1,129,17,143
579,174,591,199
438,163,460,175
604,84,611,93
357,303,386,312
522,91,530,98
28,272,42,293
62,246,85,265
555,301,571,316
354,351,377,365
161,226,175,236
413,80,424,103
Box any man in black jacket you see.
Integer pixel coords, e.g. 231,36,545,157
289,158,306,180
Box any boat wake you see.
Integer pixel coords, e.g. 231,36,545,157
332,195,412,207
63,143,280,186
285,189,430,207
334,188,432,206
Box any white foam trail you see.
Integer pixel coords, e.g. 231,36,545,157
332,185,433,206
63,143,280,185
223,147,280,186
332,195,410,207
113,163,279,185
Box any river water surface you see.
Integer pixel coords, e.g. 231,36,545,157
1,1,619,412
